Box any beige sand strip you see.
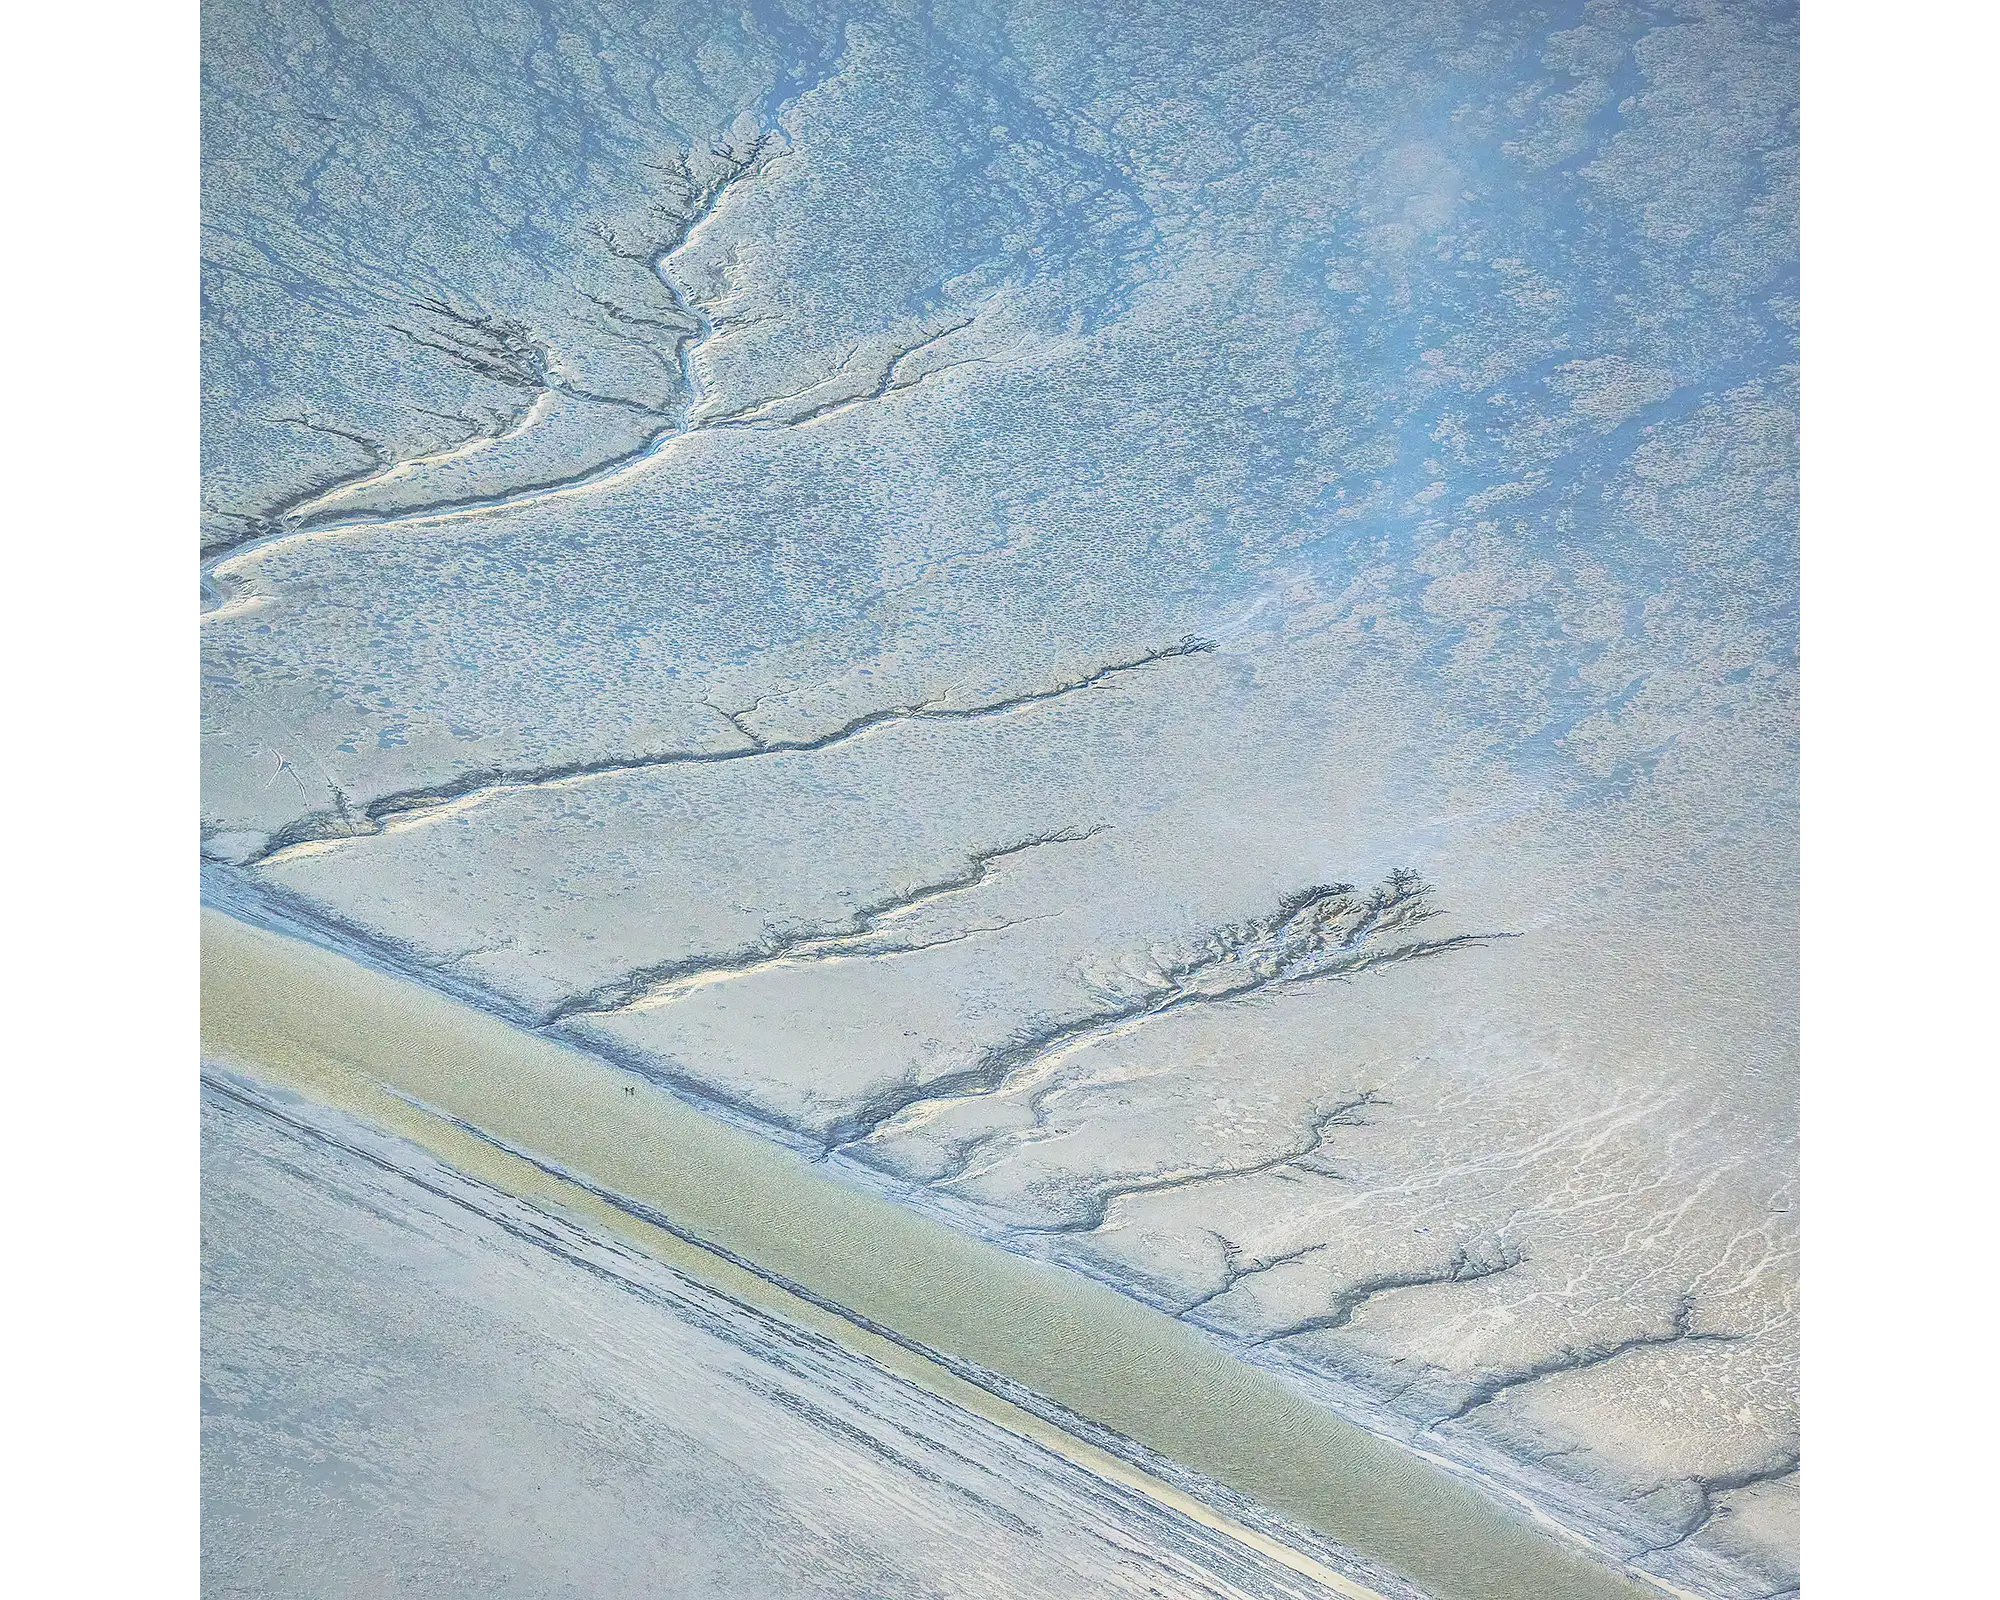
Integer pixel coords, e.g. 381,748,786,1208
202,906,1654,1600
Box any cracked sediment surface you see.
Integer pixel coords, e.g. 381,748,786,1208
203,3,1797,1596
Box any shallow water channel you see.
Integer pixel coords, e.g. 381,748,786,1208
201,906,1658,1600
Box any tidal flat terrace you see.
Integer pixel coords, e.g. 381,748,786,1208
202,3,1799,1596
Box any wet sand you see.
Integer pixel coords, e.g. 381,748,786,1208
201,906,1659,1600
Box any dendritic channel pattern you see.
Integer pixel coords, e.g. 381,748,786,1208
840,870,1495,1172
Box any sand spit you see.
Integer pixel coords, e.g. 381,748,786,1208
202,906,1659,1600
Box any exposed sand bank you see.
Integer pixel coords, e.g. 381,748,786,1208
201,905,1660,1600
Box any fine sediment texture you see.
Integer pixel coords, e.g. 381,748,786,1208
236,640,1212,868
202,4,1797,1596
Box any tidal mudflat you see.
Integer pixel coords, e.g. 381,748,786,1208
203,2,1797,1595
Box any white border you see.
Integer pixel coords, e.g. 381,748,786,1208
1805,1,1997,1595
5,0,197,1591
